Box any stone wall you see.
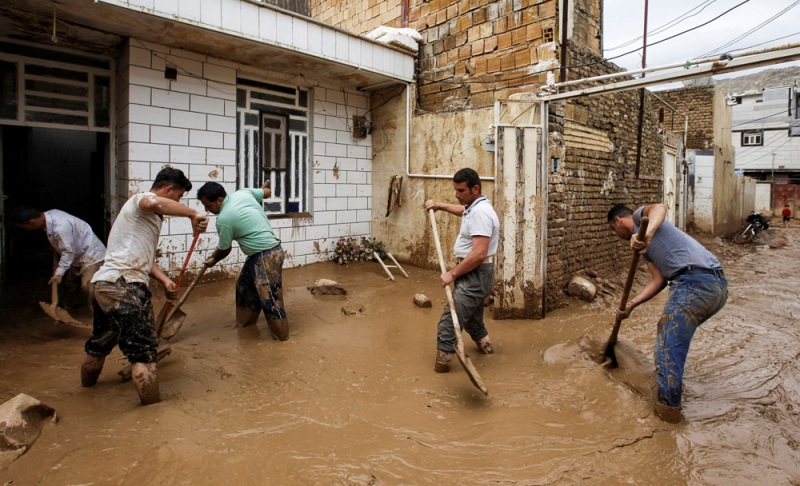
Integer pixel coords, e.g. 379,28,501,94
545,44,664,310
650,86,716,150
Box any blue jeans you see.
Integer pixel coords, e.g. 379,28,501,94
656,273,727,406
436,263,494,353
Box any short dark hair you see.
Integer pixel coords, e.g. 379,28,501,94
197,182,227,201
11,206,42,224
607,204,633,222
453,168,481,190
152,167,192,192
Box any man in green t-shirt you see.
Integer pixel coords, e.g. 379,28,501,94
197,180,288,341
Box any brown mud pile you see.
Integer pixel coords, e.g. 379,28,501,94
1,228,799,484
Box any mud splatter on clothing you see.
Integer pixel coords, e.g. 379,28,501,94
436,262,494,353
85,279,158,363
235,245,286,326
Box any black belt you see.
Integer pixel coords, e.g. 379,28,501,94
671,266,724,280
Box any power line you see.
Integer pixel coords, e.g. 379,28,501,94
605,0,718,52
605,0,752,63
700,0,800,57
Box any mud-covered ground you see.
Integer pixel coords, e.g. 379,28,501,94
1,227,799,484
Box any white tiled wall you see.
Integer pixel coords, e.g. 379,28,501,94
97,0,414,82
117,39,372,278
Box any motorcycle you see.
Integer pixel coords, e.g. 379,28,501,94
733,211,770,244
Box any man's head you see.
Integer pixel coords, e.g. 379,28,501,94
452,168,482,207
608,204,635,240
197,182,227,215
11,206,45,230
151,168,192,201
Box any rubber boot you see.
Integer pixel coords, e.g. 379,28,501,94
267,318,290,341
131,362,160,406
475,335,494,354
81,353,105,387
435,349,454,373
654,401,683,424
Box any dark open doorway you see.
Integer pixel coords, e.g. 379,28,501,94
2,125,108,283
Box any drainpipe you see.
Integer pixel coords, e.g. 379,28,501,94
402,0,408,28
559,0,569,83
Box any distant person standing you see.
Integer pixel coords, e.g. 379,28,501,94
782,205,791,228
425,168,499,373
82,168,207,406
197,180,289,341
12,207,106,310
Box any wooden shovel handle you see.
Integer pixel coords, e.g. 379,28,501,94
604,216,650,358
428,209,464,336
176,231,201,288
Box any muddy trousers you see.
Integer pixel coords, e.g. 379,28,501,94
436,263,494,353
235,245,286,327
656,273,727,407
84,279,158,364
60,261,103,311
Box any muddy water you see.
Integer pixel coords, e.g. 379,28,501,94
1,229,799,484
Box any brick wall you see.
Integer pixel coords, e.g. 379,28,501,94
310,0,402,34
650,86,716,150
117,39,372,278
545,44,663,311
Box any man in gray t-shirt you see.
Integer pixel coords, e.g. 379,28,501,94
426,168,500,373
608,203,727,423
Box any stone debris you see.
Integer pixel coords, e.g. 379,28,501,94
413,294,432,308
0,394,57,467
307,279,348,295
567,275,597,302
341,304,365,316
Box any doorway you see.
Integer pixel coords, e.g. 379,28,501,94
2,125,108,283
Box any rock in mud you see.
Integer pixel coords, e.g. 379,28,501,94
413,294,432,308
0,394,57,467
307,279,347,295
567,275,597,302
341,304,365,315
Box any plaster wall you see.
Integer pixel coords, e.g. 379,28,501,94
711,90,742,236
693,152,715,233
116,40,373,278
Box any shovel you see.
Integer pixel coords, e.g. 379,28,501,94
602,216,649,368
39,280,86,327
428,209,489,395
158,264,208,340
155,231,200,337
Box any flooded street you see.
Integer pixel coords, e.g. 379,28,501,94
1,228,799,484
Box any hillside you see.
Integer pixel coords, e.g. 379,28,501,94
712,66,800,94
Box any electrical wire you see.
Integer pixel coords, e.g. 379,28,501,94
604,0,718,52
700,0,800,57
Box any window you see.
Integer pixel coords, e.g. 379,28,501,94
742,130,763,146
236,78,310,215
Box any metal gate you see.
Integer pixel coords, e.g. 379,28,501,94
493,120,547,319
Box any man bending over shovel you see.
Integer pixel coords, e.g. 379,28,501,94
197,180,289,341
608,204,727,423
81,168,207,406
12,206,106,313
425,168,499,373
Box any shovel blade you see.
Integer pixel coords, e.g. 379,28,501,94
159,308,187,340
455,345,488,395
39,301,88,328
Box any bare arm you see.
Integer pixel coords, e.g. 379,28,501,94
139,196,208,233
425,199,465,217
204,247,232,267
440,236,489,287
149,263,178,299
632,203,667,252
617,262,667,319
262,179,272,199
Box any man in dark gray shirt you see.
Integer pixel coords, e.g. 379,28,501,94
608,203,728,423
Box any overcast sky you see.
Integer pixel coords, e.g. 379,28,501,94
602,0,800,84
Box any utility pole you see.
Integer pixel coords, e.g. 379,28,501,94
634,0,649,178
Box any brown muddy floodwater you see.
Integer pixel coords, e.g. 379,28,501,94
1,228,799,484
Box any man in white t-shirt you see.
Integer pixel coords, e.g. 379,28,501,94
82,168,207,405
425,168,500,373
12,207,106,310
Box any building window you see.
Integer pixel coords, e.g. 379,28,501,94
236,78,310,215
741,130,763,146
